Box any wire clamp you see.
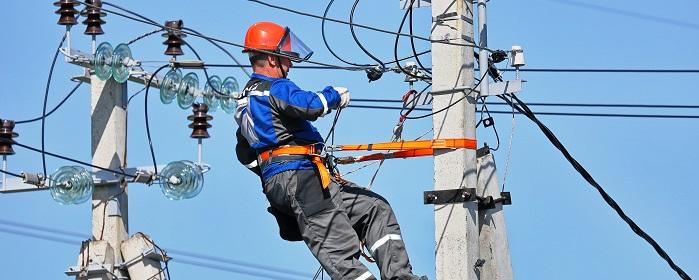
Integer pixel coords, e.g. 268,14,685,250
423,188,477,205
477,192,512,210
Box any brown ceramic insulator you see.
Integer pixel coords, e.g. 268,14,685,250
162,20,186,56
81,0,106,35
187,104,213,139
0,120,19,156
53,0,79,26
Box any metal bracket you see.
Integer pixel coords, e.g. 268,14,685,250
424,188,477,205
65,263,113,277
477,192,512,210
481,79,524,97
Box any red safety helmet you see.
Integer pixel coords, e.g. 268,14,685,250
243,22,313,62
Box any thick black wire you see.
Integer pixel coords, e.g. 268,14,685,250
183,27,252,78
476,98,500,151
40,33,68,178
144,65,171,175
500,94,692,280
14,82,83,124
408,3,431,75
103,1,159,24
349,0,385,67
347,104,699,119
322,0,368,67
352,98,699,109
0,169,23,178
404,71,488,119
127,28,163,45
11,141,136,178
247,0,490,51
394,0,429,80
77,1,361,71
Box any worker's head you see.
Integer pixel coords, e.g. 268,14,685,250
242,22,313,78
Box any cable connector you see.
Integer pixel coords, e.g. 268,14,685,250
477,192,512,210
21,172,46,187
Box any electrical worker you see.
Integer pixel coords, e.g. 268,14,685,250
233,22,427,280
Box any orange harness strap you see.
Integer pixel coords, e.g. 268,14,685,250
331,138,477,165
332,138,477,152
258,145,331,189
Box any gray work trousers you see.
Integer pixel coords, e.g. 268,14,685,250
263,168,418,280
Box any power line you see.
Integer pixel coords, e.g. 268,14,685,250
13,82,83,124
0,169,23,178
0,219,314,279
11,141,136,178
501,94,691,280
246,0,491,51
353,98,699,109
347,104,699,119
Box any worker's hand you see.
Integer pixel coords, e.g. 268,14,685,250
333,87,350,108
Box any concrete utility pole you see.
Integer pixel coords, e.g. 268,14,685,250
430,0,479,279
475,1,513,279
88,75,129,279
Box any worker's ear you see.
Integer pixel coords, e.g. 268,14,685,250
267,55,278,68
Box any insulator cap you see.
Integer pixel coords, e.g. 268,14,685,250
81,0,106,35
53,0,80,26
187,103,213,139
162,20,186,56
0,119,19,156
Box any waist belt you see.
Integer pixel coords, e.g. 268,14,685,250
258,145,330,189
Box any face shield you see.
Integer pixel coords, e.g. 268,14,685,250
278,28,313,63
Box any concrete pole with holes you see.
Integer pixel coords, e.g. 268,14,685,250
475,1,514,279
85,75,129,279
430,0,479,279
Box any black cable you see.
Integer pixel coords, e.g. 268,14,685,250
394,0,429,80
352,98,699,109
480,99,500,151
324,108,343,143
127,28,163,45
11,141,136,178
76,0,362,72
349,0,385,67
500,94,692,280
347,104,699,119
404,72,488,119
14,82,83,124
183,27,252,78
41,33,68,179
246,0,489,51
102,1,159,25
408,3,431,74
144,65,170,175
0,169,23,178
322,0,368,67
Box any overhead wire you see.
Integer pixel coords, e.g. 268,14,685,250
183,27,251,78
0,169,23,179
246,0,492,51
349,0,386,68
40,32,68,180
143,64,170,175
500,93,692,280
394,0,431,80
11,140,136,178
408,2,431,75
322,0,368,67
352,98,699,109
13,81,83,124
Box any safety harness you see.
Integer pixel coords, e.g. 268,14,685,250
257,138,478,189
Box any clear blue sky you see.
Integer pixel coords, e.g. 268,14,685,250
1,0,698,279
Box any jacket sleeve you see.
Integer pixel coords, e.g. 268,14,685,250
268,80,341,121
235,128,261,176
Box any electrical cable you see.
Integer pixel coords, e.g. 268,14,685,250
408,3,431,74
324,108,343,143
404,71,488,119
127,28,163,45
144,64,170,175
183,27,251,78
352,98,699,109
246,0,491,51
76,0,365,72
14,82,83,124
0,169,23,178
500,93,692,280
322,0,368,67
40,33,67,181
394,0,430,80
476,97,500,151
102,1,159,25
347,104,699,119
11,141,136,178
349,0,385,68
